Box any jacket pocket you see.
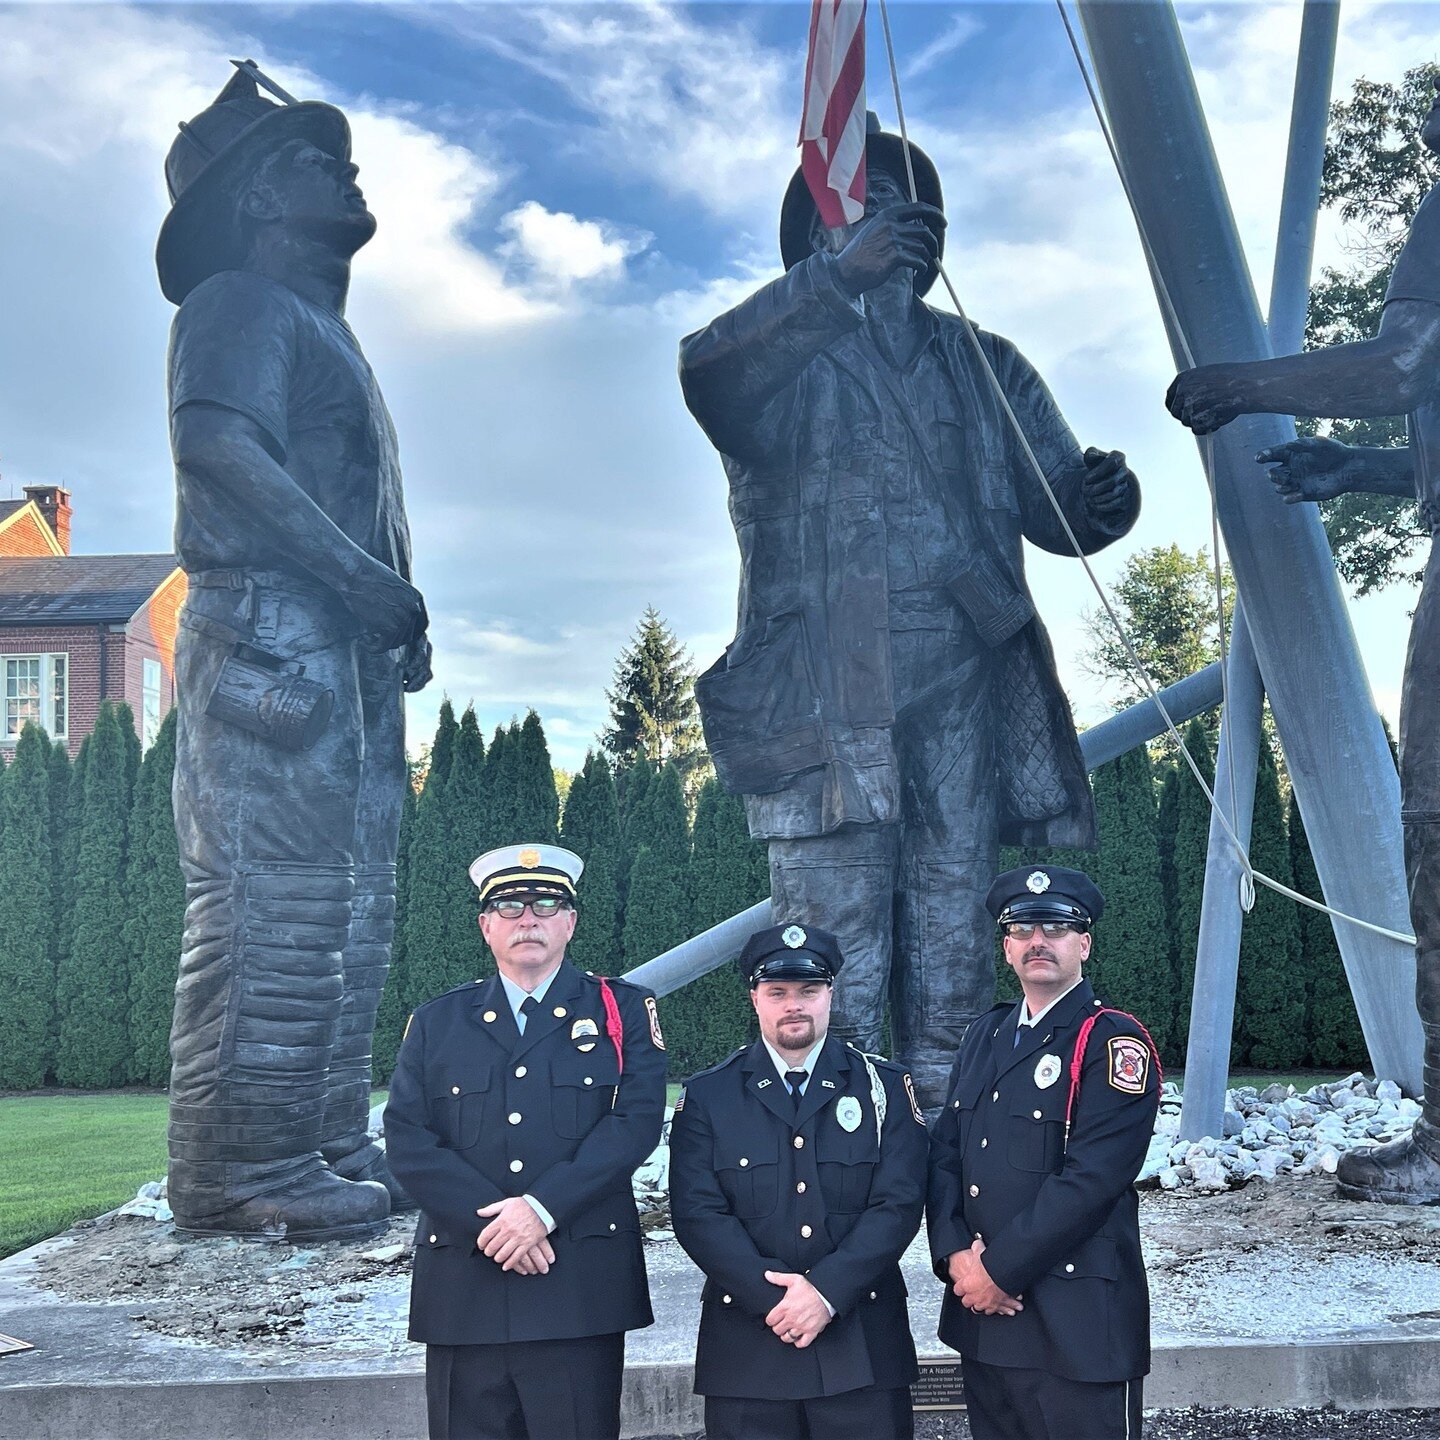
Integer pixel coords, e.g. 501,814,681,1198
818,1153,876,1213
429,1070,493,1151
1007,1094,1066,1174
569,1200,640,1241
551,1061,616,1140
1047,1234,1117,1281
714,1137,780,1219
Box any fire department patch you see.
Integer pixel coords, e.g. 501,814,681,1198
645,995,666,1050
1107,1035,1149,1094
903,1072,925,1125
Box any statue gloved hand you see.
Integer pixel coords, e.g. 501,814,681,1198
1081,446,1135,522
352,562,428,654
833,202,945,298
1256,438,1356,504
1166,363,1253,434
402,634,434,693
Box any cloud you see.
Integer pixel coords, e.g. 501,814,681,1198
498,201,652,292
903,14,983,81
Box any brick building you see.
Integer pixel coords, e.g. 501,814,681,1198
0,485,186,758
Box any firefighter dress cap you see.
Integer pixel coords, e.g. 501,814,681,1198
985,864,1105,928
470,844,583,906
738,923,845,987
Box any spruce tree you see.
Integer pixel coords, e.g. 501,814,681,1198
1290,790,1368,1068
1088,747,1175,1059
396,701,458,1013
55,703,133,1086
0,724,55,1088
1169,718,1215,1054
484,724,515,842
441,708,490,991
512,710,560,842
602,608,706,780
617,756,655,904
45,740,70,975
562,752,623,973
58,735,90,965
124,711,182,1085
116,700,141,786
1235,737,1306,1068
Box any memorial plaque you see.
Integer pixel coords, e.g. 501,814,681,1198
910,1355,966,1411
0,1333,34,1356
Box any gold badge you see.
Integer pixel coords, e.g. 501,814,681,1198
1107,1036,1149,1094
645,995,665,1050
519,847,541,867
483,1010,497,1023
903,1072,926,1125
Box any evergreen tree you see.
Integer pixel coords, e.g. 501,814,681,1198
602,608,706,779
1170,718,1215,1054
124,710,182,1085
562,752,623,972
59,735,90,959
511,710,560,843
116,700,141,787
622,764,693,1071
617,756,655,902
55,703,133,1086
0,724,55,1088
396,701,458,1014
374,767,419,1084
484,724,515,841
45,740,70,977
1088,748,1175,1060
1235,736,1306,1068
1290,791,1368,1069
441,708,490,991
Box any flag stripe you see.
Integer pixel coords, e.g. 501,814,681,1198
799,0,867,227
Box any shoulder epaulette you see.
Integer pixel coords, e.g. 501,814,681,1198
687,1046,748,1084
414,978,487,1011
844,1041,905,1073
585,970,646,994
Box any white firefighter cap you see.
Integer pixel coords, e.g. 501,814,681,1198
469,843,583,905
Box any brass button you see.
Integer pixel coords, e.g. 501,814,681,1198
1065,1263,1075,1274
483,1010,497,1023
739,1158,749,1167
980,1138,989,1148
968,1184,979,1197
869,1291,877,1300
609,1223,617,1232
508,1112,522,1125
800,1225,812,1238
796,1182,806,1194
451,1086,460,1095
510,1159,524,1173
553,1006,567,1018
952,1100,960,1109
1034,1109,1043,1120
793,1137,804,1149
515,1066,528,1078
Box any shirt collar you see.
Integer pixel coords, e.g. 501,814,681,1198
762,1036,826,1083
1018,977,1084,1030
499,964,561,1019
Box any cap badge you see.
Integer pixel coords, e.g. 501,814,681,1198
1034,1054,1062,1090
518,847,541,868
1026,871,1051,894
836,1096,862,1132
782,925,807,949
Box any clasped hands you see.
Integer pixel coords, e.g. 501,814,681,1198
763,1270,833,1349
475,1197,554,1276
947,1237,1023,1317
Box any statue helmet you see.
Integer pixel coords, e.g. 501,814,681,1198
155,61,351,306
779,111,945,295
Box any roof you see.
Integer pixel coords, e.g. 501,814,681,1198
0,554,181,626
0,500,26,524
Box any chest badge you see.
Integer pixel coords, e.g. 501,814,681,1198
572,1017,599,1053
1034,1054,1062,1090
836,1096,862,1132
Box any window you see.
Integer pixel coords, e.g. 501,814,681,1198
3,653,67,742
143,657,162,751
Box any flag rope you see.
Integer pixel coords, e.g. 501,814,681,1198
871,0,1414,948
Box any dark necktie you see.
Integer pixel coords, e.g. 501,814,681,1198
785,1069,808,1108
519,996,540,1032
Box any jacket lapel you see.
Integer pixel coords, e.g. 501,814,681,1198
510,962,585,1064
741,1041,801,1129
993,980,1095,1084
470,974,520,1052
792,1036,846,1131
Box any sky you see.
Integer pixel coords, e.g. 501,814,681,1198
2,0,1437,770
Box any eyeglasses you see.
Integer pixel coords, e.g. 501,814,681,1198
1002,921,1087,940
486,897,572,920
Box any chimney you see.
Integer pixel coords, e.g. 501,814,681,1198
22,484,72,554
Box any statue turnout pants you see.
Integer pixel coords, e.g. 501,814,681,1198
768,611,998,1110
167,571,405,1223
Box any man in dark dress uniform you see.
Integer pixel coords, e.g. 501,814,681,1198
669,923,929,1440
1166,73,1440,1207
679,115,1140,1110
928,866,1160,1439
385,844,667,1440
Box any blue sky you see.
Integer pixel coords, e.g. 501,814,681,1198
2,1,1438,768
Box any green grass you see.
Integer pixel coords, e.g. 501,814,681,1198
0,1092,170,1260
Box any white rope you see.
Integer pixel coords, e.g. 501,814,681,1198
869,0,1415,948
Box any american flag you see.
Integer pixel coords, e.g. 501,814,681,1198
798,0,867,228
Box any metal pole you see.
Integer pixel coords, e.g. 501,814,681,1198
1077,0,1421,1092
1180,0,1342,1138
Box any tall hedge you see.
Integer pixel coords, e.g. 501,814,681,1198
54,703,133,1086
440,708,490,991
374,769,418,1084
0,724,55,1088
511,710,560,843
562,752,623,972
124,710,182,1085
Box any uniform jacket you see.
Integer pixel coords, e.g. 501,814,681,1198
669,1035,929,1400
926,979,1159,1383
678,250,1138,846
384,961,667,1345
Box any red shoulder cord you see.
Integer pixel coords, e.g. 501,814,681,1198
1063,1009,1162,1151
597,977,625,1076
